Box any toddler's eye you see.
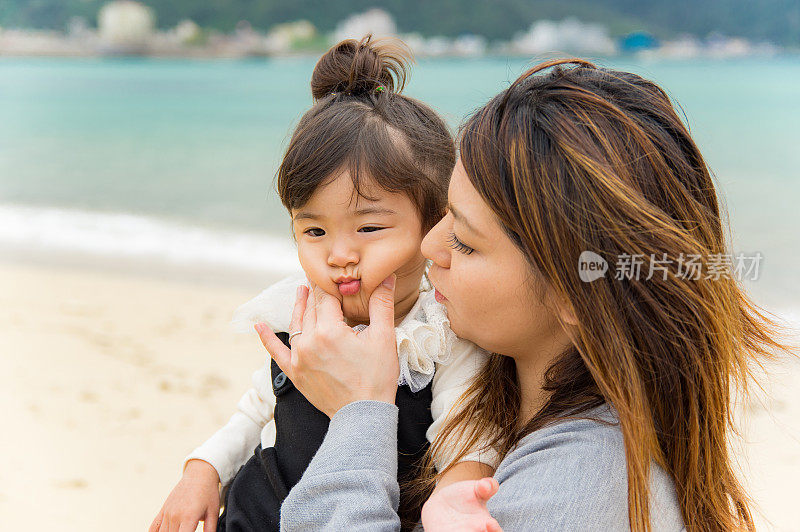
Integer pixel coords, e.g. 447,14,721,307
359,226,384,233
304,228,325,237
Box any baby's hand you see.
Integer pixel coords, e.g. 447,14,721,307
421,477,503,532
149,459,221,532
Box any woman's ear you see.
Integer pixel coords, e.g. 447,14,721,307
552,294,579,327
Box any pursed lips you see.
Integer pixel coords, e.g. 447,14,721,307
335,276,361,296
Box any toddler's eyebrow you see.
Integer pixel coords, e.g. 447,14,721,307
353,207,397,216
293,212,319,221
293,207,397,221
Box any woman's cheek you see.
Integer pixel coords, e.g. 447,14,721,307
450,260,479,327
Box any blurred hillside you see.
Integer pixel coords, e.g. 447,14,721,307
2,0,799,45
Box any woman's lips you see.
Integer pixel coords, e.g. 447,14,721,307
338,279,361,296
434,288,447,303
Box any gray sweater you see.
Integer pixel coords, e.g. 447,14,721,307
280,400,687,531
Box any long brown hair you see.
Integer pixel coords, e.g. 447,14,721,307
412,58,796,531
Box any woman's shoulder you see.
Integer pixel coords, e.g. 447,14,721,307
489,403,686,531
497,403,625,476
509,402,622,448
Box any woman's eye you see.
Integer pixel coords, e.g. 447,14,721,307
359,226,384,233
446,232,475,255
304,228,325,237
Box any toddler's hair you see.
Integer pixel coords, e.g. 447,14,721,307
276,35,455,235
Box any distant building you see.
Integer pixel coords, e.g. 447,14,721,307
706,33,753,58
333,8,397,42
174,20,201,45
651,34,702,59
511,18,617,56
98,0,155,53
452,34,487,57
265,20,316,53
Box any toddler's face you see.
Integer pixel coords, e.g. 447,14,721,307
291,171,427,326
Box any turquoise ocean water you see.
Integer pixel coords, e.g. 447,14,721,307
0,55,798,312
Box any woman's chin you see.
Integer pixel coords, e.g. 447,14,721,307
446,314,470,344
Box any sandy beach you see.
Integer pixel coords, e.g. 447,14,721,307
0,258,281,530
1,257,798,531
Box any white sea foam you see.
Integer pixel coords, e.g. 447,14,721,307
0,203,302,276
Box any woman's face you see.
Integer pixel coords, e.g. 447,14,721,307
421,159,575,360
292,171,427,326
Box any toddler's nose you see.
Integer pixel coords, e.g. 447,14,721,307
327,238,359,267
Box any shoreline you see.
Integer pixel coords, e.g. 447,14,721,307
0,244,287,293
0,203,303,292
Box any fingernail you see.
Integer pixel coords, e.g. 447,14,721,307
254,323,265,333
296,286,302,298
381,274,395,290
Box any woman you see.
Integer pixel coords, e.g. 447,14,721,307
256,58,790,531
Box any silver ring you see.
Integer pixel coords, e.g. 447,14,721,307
288,330,303,344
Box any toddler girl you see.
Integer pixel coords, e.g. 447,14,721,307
151,36,498,532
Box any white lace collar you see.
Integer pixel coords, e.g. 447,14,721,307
230,272,456,392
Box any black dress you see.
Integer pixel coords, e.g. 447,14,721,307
217,331,434,531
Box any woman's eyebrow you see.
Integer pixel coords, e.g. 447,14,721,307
447,202,484,238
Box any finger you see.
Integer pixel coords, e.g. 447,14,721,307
475,477,499,502
203,509,219,532
302,280,316,331
161,514,173,532
255,323,292,378
289,285,309,337
155,513,167,532
149,510,164,532
177,521,197,532
313,283,344,325
368,274,396,333
485,517,503,532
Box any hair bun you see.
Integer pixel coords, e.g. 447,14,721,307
311,34,411,100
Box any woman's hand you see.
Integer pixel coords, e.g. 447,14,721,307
421,477,503,532
254,274,400,418
149,459,221,532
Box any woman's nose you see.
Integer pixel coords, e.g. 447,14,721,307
421,219,451,269
327,237,359,267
